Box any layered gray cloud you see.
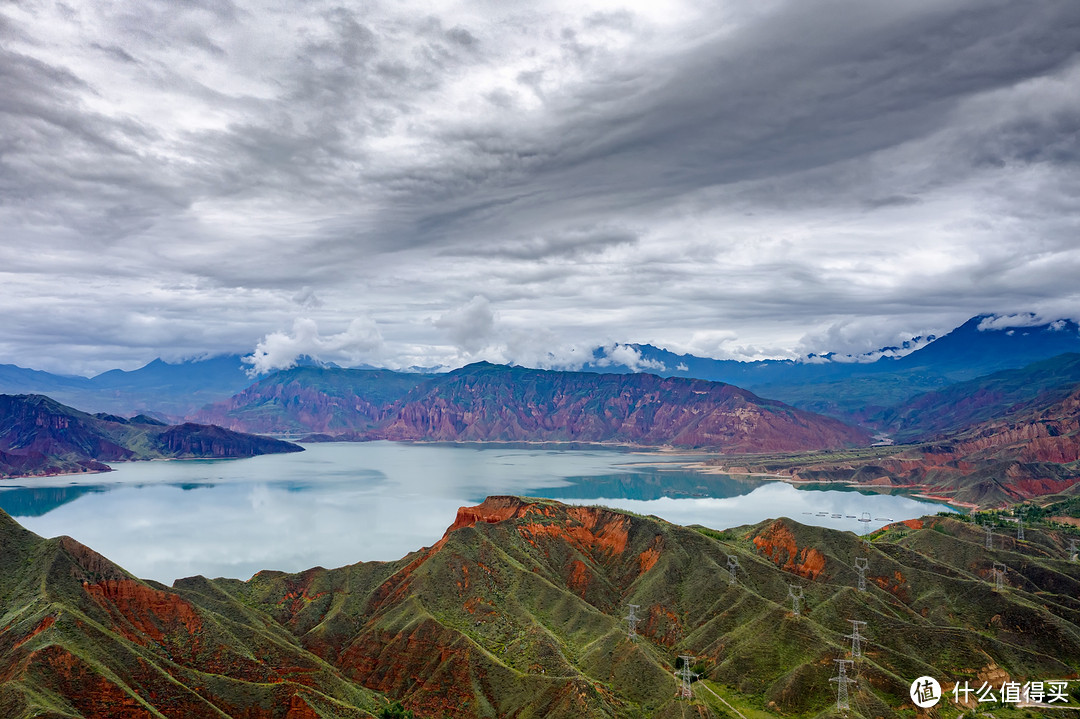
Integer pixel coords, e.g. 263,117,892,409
1,0,1079,374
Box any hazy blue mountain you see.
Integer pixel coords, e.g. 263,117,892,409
0,364,91,395
3,314,1078,422
875,352,1080,441
0,355,258,418
584,315,1080,422
889,315,1080,379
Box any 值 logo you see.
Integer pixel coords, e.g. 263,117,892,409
910,676,942,708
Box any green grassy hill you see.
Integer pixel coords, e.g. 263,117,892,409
2,497,1078,717
0,507,385,718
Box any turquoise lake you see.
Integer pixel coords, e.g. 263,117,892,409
0,442,952,583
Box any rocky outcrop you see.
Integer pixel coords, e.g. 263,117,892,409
751,519,827,581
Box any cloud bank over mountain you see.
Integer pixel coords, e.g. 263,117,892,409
2,0,1079,373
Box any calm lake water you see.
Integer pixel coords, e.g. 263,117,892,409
0,442,952,583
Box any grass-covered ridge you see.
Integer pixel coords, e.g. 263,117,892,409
1,496,1078,717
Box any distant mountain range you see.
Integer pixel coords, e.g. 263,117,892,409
0,355,257,418
1,496,1078,718
704,353,1080,506
196,362,870,452
195,366,430,435
0,394,302,479
584,315,1080,422
4,313,1080,502
876,352,1080,441
3,314,1078,424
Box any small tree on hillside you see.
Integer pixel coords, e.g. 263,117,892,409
379,701,414,719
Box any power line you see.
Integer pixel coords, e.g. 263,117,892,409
854,557,868,593
830,659,856,712
788,585,804,617
677,655,697,700
845,619,868,659
625,604,640,640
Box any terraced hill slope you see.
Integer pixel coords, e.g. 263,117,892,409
2,497,1078,718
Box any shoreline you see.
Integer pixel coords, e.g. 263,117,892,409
0,440,1007,512
669,460,982,510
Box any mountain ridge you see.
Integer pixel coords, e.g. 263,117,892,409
1,496,1078,717
0,393,302,479
2,314,1078,424
196,362,871,452
586,315,1080,422
876,352,1080,441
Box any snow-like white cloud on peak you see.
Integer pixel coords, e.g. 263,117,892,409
977,313,1048,331
593,344,665,372
244,318,384,375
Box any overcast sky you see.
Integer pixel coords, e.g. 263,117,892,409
3,0,1079,375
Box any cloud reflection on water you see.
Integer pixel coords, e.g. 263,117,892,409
0,442,951,583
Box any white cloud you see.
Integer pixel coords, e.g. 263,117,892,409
433,296,498,355
1,0,1079,373
796,319,943,361
244,318,384,375
594,343,665,372
977,313,1047,331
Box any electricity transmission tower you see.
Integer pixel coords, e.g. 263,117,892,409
726,555,739,586
788,585,804,616
1070,538,1078,562
845,620,868,659
859,512,872,544
830,659,856,711
985,523,994,550
677,655,697,699
992,562,1007,591
854,557,869,592
1016,508,1025,542
625,604,640,640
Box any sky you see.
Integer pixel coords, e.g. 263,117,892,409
2,0,1080,376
